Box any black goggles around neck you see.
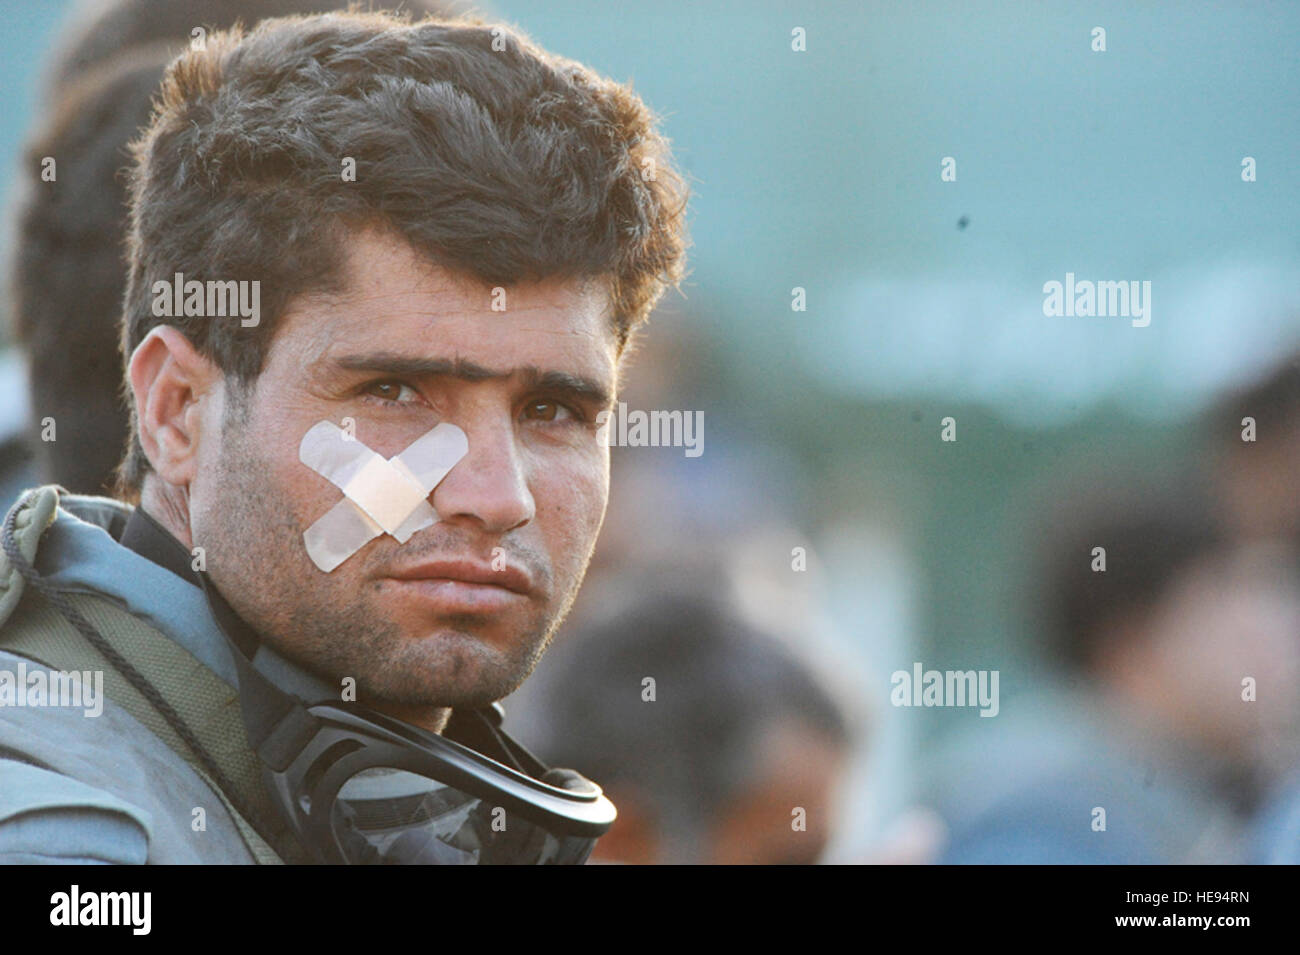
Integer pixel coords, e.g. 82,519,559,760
196,571,616,864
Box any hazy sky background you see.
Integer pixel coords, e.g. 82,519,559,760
4,0,1298,422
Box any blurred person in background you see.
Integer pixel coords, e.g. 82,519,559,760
1210,351,1300,545
3,0,460,497
7,43,174,495
929,480,1300,863
1208,352,1300,862
522,586,853,864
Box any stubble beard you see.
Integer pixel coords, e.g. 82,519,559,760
197,418,582,710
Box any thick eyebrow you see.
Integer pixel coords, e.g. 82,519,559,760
330,352,614,409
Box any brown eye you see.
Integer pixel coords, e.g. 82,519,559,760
364,381,418,404
525,400,559,421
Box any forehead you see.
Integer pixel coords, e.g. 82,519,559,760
275,229,619,376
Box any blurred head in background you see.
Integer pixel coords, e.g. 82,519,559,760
5,0,463,496
528,587,853,864
1039,482,1300,803
1210,351,1300,544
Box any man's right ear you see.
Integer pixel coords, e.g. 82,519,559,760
127,326,221,488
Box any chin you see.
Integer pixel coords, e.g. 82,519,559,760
364,631,534,708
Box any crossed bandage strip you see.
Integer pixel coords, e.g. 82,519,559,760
299,420,469,572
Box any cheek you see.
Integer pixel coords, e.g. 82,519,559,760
532,454,608,561
215,405,340,549
258,426,325,529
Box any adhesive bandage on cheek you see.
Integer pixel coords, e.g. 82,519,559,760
298,420,469,572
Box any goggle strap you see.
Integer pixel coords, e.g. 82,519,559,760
443,706,549,778
259,702,324,772
196,569,311,759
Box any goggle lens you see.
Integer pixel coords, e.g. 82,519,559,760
329,767,597,865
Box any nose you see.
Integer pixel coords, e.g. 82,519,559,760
431,415,534,535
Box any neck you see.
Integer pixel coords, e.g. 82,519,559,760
370,700,452,736
138,476,195,550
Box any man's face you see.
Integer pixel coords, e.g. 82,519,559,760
189,229,618,712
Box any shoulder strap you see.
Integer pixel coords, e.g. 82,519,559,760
0,489,303,863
